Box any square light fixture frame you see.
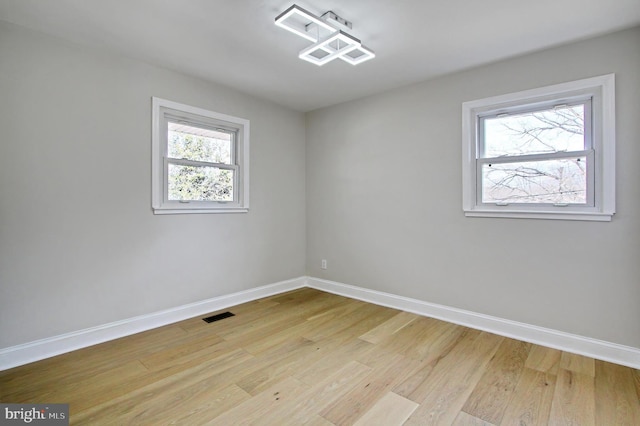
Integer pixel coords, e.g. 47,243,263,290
275,4,335,42
299,31,361,66
338,44,375,65
275,4,375,66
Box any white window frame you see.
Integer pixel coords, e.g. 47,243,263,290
152,97,250,214
462,74,615,221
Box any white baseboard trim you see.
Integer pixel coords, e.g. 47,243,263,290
307,277,640,369
0,277,306,371
3,275,639,371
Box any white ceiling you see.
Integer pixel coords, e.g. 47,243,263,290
1,0,639,111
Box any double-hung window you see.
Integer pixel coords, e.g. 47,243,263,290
152,97,249,214
462,74,615,221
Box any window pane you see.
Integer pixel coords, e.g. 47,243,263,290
483,104,585,157
168,164,234,202
481,157,587,204
167,122,232,164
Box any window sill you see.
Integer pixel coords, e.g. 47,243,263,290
153,207,249,215
464,209,613,222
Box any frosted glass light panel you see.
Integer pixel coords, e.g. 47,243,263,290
480,103,589,205
166,121,235,202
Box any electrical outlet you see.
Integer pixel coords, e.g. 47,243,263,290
321,259,327,270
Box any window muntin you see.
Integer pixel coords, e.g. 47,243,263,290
461,74,615,221
152,97,249,214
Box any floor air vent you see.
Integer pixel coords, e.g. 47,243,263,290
202,311,235,323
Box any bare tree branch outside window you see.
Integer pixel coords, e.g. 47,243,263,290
481,105,586,204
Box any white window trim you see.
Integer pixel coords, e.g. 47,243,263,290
152,97,250,214
462,74,615,221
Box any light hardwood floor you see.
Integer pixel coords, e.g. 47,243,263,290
1,288,639,425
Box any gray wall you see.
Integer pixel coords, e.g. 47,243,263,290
306,27,640,348
0,21,306,348
2,19,638,352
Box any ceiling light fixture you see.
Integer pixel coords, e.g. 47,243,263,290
275,4,375,66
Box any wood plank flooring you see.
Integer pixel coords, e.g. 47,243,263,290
1,288,639,425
